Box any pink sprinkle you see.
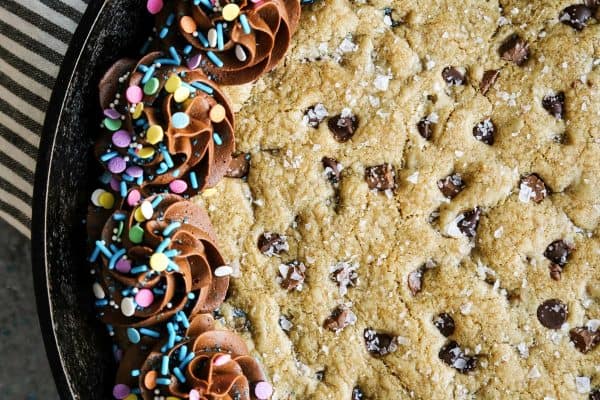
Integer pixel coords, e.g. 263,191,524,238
187,54,202,69
112,384,130,399
116,259,132,273
189,389,200,400
254,381,273,399
213,354,231,366
135,288,154,307
169,179,188,194
126,85,143,103
110,178,120,191
146,0,163,14
127,189,141,207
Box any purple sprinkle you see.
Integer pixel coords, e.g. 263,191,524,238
112,130,131,148
112,384,130,399
187,54,202,69
116,259,132,273
110,178,120,191
126,166,143,178
107,157,127,174
104,108,122,119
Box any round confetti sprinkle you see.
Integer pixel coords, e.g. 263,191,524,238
92,282,105,299
140,200,154,219
121,297,136,317
150,253,169,272
126,166,143,178
174,86,191,103
134,207,146,223
129,224,144,244
189,390,200,400
113,384,131,399
222,3,241,21
187,54,202,69
146,125,164,144
165,74,182,93
147,0,163,14
144,370,158,390
109,178,120,191
104,108,121,119
98,192,115,209
171,112,190,129
138,147,155,159
112,130,131,148
104,117,122,131
91,188,106,207
143,77,160,95
127,327,141,344
213,354,231,366
116,258,132,273
180,16,197,33
126,85,143,104
254,381,273,400
107,157,127,174
124,394,138,400
127,189,141,207
135,288,154,307
214,265,233,277
209,104,226,123
132,102,144,119
169,179,188,194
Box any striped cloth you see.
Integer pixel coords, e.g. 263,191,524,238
0,0,90,238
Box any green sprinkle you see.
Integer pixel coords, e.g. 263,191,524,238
103,118,122,131
143,77,160,95
129,224,144,244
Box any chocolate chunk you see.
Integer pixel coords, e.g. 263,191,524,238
365,163,396,191
257,232,289,256
438,341,477,373
328,111,358,142
542,92,566,119
363,328,398,356
457,207,481,238
442,66,467,86
315,370,325,381
544,239,573,267
472,118,496,145
584,0,599,11
570,327,600,353
352,387,364,400
549,263,563,281
226,153,250,178
499,34,530,66
324,305,357,332
537,299,568,329
408,267,424,296
417,117,434,140
305,103,329,128
279,260,306,291
519,174,548,203
434,313,456,337
331,261,359,295
437,173,465,199
480,69,500,95
322,157,342,184
559,5,593,30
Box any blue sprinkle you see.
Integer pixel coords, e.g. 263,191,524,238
131,369,140,377
142,65,156,85
168,260,180,272
197,0,212,8
108,248,126,270
239,14,251,34
166,13,175,26
159,27,169,39
130,265,148,274
95,241,112,258
139,38,152,55
109,244,119,253
169,46,181,65
206,51,224,68
151,195,163,208
156,162,168,175
132,388,141,394
163,249,179,258
172,169,180,177
163,222,181,237
216,23,224,50
121,174,134,182
88,246,101,262
181,82,197,93
112,213,126,221
178,345,188,361
156,238,171,253
137,64,149,73
189,171,198,189
160,355,170,375
179,352,195,370
121,287,132,296
127,328,141,344
196,31,209,47
100,151,118,162
171,112,190,129
213,132,223,146
99,172,112,184
178,311,190,328
119,181,127,197
183,44,192,55
95,299,108,307
137,176,144,185
190,81,214,95
173,367,186,383
155,57,178,66
156,378,171,386
188,292,196,300
139,328,160,338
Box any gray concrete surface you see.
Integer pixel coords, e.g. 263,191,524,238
0,219,59,399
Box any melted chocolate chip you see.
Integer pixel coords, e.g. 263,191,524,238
305,103,329,128
258,232,289,256
437,173,465,199
570,327,600,353
434,313,456,337
542,92,566,119
520,174,548,203
438,341,477,373
279,260,306,291
499,34,530,66
324,305,357,332
364,329,398,356
537,299,568,329
315,370,325,381
226,153,250,178
442,66,467,86
549,263,563,281
322,157,342,184
457,207,482,238
472,118,496,145
328,112,358,142
559,5,593,30
365,163,396,191
352,387,364,400
407,267,424,296
544,239,573,267
480,69,500,95
417,117,434,140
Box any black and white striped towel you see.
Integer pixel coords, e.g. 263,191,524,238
0,0,89,238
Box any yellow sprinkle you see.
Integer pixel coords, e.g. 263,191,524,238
222,3,240,21
209,104,226,123
124,395,138,400
174,86,190,103
150,253,169,272
134,207,146,222
138,147,155,159
202,188,217,197
132,102,144,119
165,74,182,93
98,192,115,209
166,397,181,400
146,125,164,144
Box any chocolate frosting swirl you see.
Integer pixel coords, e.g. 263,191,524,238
116,314,271,400
155,0,301,85
91,194,229,333
96,51,235,196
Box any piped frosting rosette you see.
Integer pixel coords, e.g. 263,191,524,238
96,50,235,198
151,0,301,85
89,194,230,347
114,313,273,400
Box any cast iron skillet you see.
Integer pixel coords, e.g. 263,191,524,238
32,1,152,398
